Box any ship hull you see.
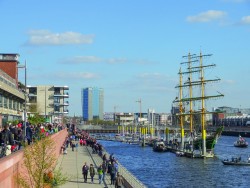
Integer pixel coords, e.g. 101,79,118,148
193,126,224,150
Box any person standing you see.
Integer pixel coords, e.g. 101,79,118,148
16,129,24,150
89,164,95,184
26,124,33,145
82,162,89,183
0,124,14,146
97,164,103,184
115,172,124,188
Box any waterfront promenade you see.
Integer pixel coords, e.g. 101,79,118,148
57,145,114,188
57,143,146,188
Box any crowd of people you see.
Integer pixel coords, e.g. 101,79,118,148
0,121,64,157
63,126,124,188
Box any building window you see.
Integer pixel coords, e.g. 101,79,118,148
3,96,8,108
13,101,17,110
29,96,37,103
54,106,60,112
0,94,2,107
9,98,13,109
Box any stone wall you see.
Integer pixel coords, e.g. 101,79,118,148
0,129,68,187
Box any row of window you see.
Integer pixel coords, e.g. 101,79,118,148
0,94,23,111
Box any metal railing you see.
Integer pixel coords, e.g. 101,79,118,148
86,146,147,188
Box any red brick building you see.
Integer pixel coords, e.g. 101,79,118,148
0,53,24,127
0,53,19,86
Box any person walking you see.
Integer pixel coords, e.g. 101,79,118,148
115,172,124,188
89,164,95,184
110,161,116,185
71,140,76,151
82,162,89,183
97,164,103,184
102,161,107,182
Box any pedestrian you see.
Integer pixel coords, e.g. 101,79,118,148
26,124,33,145
89,164,95,184
0,124,14,146
114,161,119,178
115,172,124,188
110,161,116,185
107,161,112,174
102,153,107,162
97,164,103,184
16,129,23,150
72,140,76,151
82,162,89,183
102,161,107,182
75,141,78,152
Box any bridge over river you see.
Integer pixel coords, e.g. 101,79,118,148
79,124,250,137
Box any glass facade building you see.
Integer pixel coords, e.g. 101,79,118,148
82,87,104,121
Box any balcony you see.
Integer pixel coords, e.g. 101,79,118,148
54,101,69,106
54,92,69,98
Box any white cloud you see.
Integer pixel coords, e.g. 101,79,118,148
186,10,227,23
55,72,99,79
240,16,250,25
133,72,176,92
106,58,127,64
222,79,236,84
59,56,127,64
60,56,102,64
137,72,165,79
26,30,94,46
134,59,157,65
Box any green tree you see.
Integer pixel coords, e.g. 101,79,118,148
15,136,68,188
28,113,45,125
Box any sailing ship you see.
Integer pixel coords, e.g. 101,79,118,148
173,52,224,158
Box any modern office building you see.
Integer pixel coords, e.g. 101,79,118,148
0,53,25,127
26,85,69,123
81,87,104,121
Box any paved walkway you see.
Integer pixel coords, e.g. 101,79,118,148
57,145,116,188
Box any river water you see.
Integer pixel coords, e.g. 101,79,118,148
99,136,250,188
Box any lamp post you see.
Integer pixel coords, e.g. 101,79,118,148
45,86,47,120
18,61,27,137
136,98,142,124
40,86,47,122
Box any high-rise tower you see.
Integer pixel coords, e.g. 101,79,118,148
81,87,104,121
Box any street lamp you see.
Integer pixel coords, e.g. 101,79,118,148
18,61,27,137
136,98,142,124
40,86,48,122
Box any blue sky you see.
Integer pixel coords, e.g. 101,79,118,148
1,0,250,116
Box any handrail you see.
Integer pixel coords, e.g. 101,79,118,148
88,146,147,188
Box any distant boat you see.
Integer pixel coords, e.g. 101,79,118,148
222,157,250,166
234,135,248,148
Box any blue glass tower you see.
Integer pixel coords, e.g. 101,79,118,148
82,87,104,121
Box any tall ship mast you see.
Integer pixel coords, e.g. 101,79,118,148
174,52,224,157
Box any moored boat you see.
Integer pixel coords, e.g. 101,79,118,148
153,141,167,152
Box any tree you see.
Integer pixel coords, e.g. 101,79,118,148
15,136,68,188
28,113,45,125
